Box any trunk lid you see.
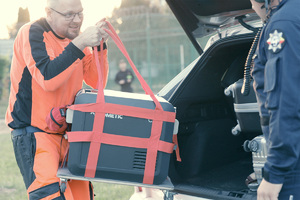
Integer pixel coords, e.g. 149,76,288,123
166,0,258,54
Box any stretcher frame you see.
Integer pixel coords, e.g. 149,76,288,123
57,167,175,199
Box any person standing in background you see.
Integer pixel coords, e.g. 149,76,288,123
115,59,134,92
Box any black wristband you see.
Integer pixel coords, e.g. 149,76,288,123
92,42,107,51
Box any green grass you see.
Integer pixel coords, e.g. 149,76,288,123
0,99,8,119
0,134,134,200
0,134,26,200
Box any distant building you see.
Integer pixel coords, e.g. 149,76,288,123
0,39,14,58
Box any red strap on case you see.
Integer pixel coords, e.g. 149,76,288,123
67,22,177,184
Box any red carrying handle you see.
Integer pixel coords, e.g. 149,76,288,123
93,21,163,111
93,40,105,103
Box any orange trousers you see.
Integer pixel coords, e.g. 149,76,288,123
12,128,93,200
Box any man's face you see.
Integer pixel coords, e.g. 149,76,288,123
47,0,83,39
250,0,267,21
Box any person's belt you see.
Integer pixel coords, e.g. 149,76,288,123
11,126,43,137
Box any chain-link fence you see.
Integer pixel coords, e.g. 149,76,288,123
105,7,202,93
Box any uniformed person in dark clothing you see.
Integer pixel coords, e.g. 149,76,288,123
250,0,300,199
115,59,134,92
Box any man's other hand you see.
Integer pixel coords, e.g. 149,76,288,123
257,179,283,200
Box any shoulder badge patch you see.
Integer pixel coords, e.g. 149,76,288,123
266,30,285,53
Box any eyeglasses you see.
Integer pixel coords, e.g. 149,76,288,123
50,8,83,21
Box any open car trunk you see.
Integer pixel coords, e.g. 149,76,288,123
165,32,261,199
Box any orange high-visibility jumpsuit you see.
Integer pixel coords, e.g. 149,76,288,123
5,18,109,200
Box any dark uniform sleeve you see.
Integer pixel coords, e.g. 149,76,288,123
262,20,300,184
252,52,269,120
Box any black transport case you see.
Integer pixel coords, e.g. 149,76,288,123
225,79,262,133
67,89,176,185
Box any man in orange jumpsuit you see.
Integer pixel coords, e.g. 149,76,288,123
5,0,109,199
